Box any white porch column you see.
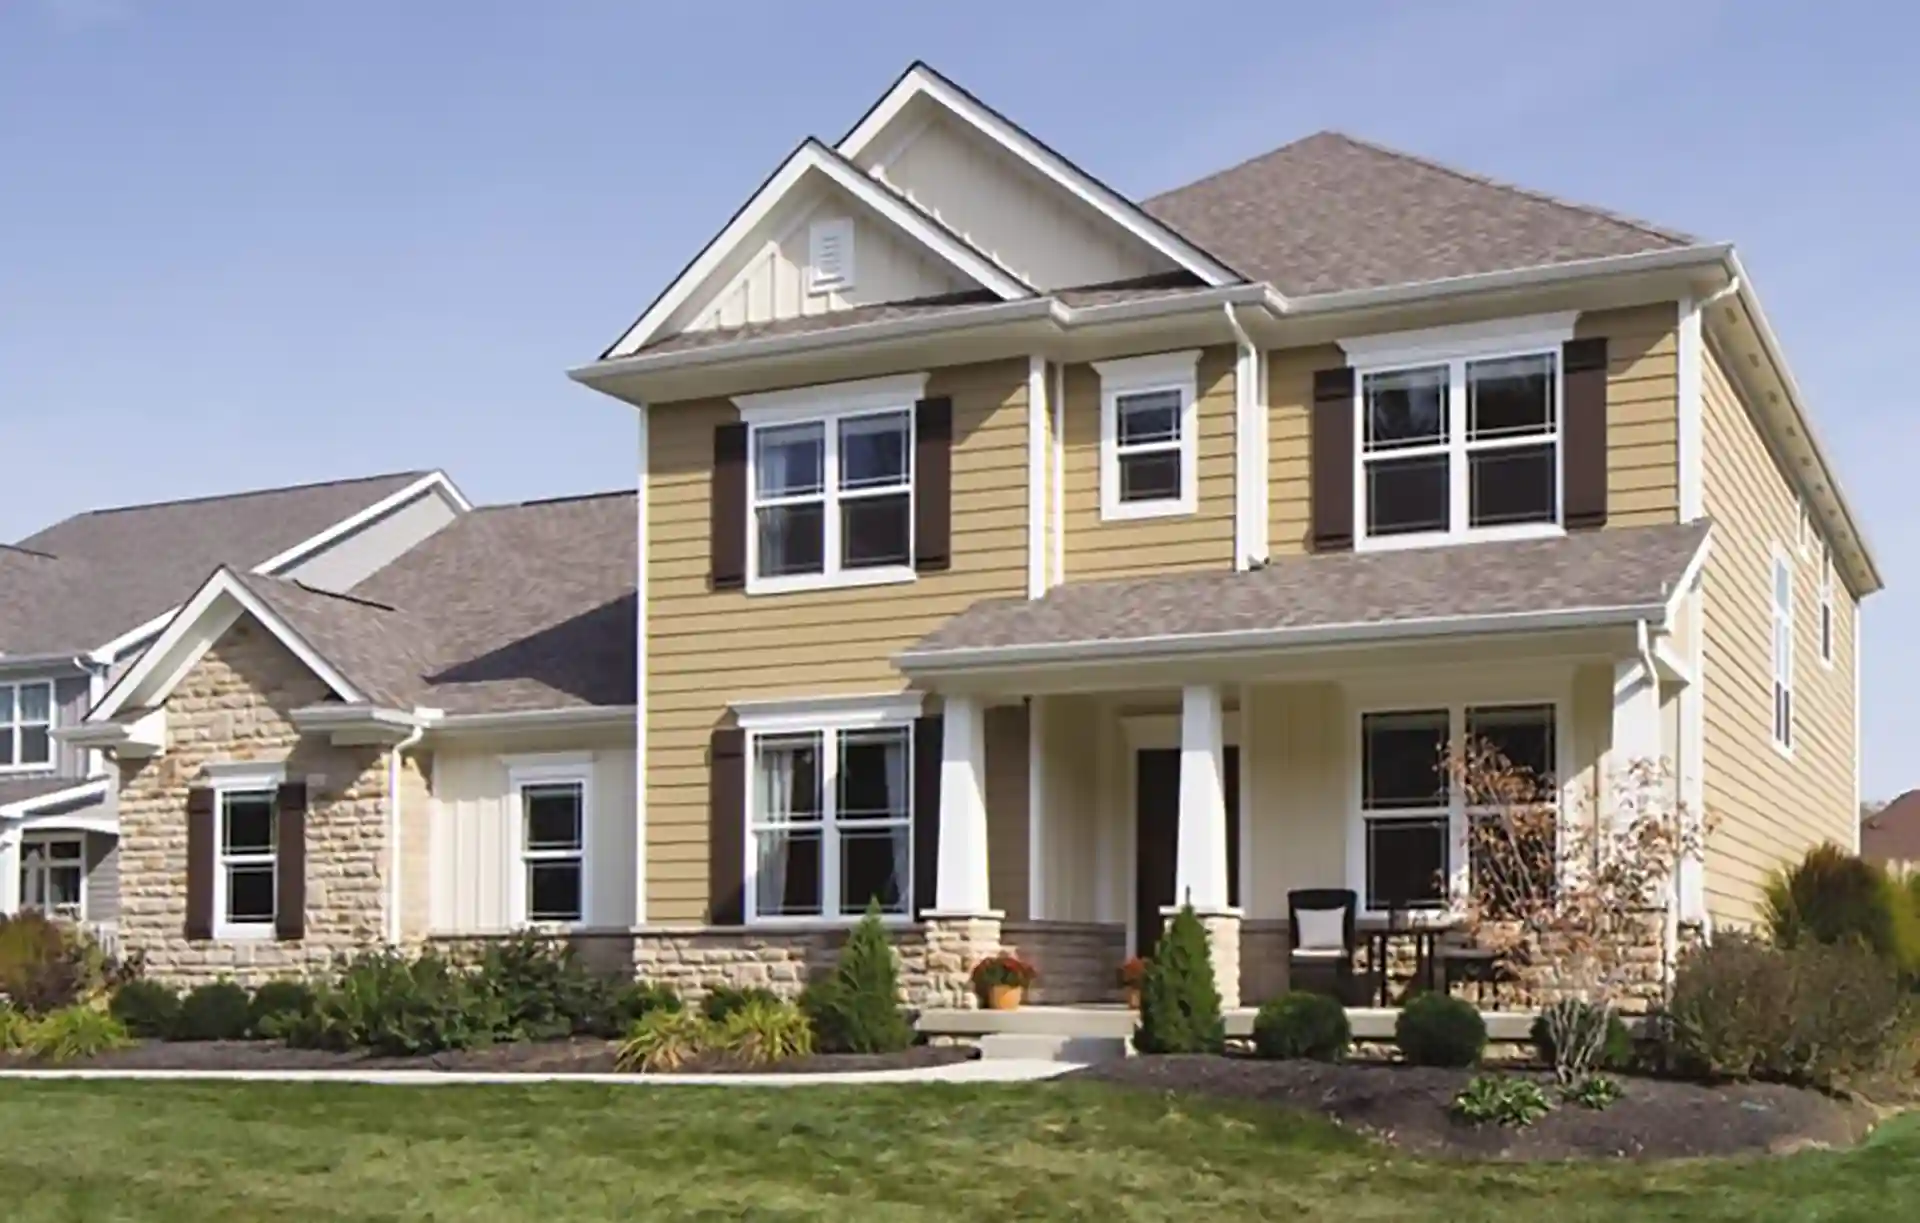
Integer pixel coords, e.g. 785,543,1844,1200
1611,658,1662,828
933,695,993,915
0,828,20,915
1173,684,1232,911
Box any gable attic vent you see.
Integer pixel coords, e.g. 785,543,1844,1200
808,216,855,295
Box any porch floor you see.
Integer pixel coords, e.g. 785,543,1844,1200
918,1005,1539,1043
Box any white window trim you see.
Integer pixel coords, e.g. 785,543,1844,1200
738,693,920,927
1348,694,1570,921
1818,545,1836,668
506,754,595,929
1771,547,1795,754
18,832,86,919
1342,313,1576,553
211,761,285,941
1096,349,1200,521
0,679,55,774
734,373,927,596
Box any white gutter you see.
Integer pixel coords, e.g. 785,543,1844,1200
0,652,95,675
427,705,637,734
386,717,427,945
898,601,1666,675
1279,244,1735,316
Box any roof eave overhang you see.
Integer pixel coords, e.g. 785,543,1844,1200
290,703,424,746
420,705,637,739
0,777,114,824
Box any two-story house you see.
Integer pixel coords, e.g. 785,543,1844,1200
1,471,467,932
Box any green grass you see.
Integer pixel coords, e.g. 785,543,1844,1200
0,1080,1914,1221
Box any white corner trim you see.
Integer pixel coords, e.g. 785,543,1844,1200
635,401,650,925
90,569,366,724
1676,297,1704,521
202,759,288,789
1097,349,1201,523
836,65,1240,288
605,140,1031,359
1050,360,1065,585
730,691,924,733
1026,354,1047,598
732,371,930,425
1338,311,1579,369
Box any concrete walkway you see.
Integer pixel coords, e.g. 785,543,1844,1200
0,1059,1082,1088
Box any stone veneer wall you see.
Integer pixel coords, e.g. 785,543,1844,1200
1002,921,1126,1003
117,618,392,986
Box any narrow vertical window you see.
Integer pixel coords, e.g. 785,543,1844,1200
1772,552,1795,750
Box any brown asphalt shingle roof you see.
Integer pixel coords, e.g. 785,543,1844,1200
1862,791,1920,864
233,492,637,715
1143,132,1697,296
902,523,1710,664
0,472,431,657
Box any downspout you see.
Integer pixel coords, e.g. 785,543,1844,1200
386,717,427,945
1222,302,1263,569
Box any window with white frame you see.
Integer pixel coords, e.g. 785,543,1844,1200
18,836,84,915
749,722,912,921
1772,552,1795,749
1818,542,1835,666
217,787,278,931
521,781,586,924
0,680,54,771
749,407,913,588
1097,350,1199,520
1358,703,1558,913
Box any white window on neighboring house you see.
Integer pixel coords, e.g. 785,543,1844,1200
807,217,855,295
521,781,586,924
1772,551,1795,751
0,680,54,771
749,406,914,591
216,787,278,935
748,722,912,922
1096,350,1200,520
18,836,84,917
1818,543,1836,666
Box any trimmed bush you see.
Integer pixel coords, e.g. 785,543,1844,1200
172,981,253,1041
284,949,503,1056
471,934,617,1042
1251,992,1351,1062
247,979,316,1039
585,981,682,1038
616,1009,710,1074
0,911,88,1016
109,979,182,1039
700,985,782,1025
1530,1000,1632,1077
1666,933,1911,1089
1763,844,1920,972
714,998,814,1067
24,1006,130,1062
1395,993,1487,1068
1135,905,1225,1055
803,903,912,1054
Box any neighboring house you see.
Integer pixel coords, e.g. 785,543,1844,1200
0,471,468,931
1862,791,1920,877
65,492,635,982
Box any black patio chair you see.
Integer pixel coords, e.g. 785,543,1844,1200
1287,888,1358,1003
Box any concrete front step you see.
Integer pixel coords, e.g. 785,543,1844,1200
976,1033,1130,1064
919,1005,1540,1044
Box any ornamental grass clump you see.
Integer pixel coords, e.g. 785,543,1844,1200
1134,905,1224,1055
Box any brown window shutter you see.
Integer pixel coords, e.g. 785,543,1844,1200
914,397,953,573
912,715,943,916
708,728,746,925
275,781,308,941
1563,337,1609,529
710,422,749,590
1311,367,1356,552
185,786,216,940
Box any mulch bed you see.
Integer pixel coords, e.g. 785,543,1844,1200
0,1039,974,1077
1071,1055,1878,1161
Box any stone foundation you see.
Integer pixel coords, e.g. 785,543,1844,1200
1002,921,1126,1003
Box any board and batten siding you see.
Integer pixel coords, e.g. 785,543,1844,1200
645,359,1031,924
1060,345,1238,580
427,745,637,933
1699,340,1858,926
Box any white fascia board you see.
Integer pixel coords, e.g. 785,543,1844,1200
604,140,1031,360
253,471,472,576
422,705,638,738
1283,244,1734,316
89,569,365,723
838,64,1242,288
0,777,112,822
896,602,1667,675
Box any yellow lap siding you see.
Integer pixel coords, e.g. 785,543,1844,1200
644,358,1031,923
1700,341,1858,926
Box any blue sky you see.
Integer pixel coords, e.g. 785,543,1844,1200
2,1,1913,797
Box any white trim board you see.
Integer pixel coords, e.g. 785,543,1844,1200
605,140,1032,359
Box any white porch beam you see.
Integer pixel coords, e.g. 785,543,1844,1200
932,695,994,915
1174,684,1233,911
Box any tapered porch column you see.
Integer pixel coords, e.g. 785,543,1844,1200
924,694,1002,1009
1167,684,1241,1007
1611,657,1662,828
0,829,19,915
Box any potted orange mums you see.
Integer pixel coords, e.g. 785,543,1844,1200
1119,956,1150,1009
970,952,1039,1010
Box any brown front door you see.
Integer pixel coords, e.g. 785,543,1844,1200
1134,747,1239,958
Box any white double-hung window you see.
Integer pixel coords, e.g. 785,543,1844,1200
0,680,54,771
1097,350,1200,520
506,754,593,926
1772,550,1795,751
1343,314,1573,549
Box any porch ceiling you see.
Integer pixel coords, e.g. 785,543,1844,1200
898,521,1709,676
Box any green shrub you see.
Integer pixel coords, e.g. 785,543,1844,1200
1666,933,1911,1089
714,998,814,1067
108,980,181,1039
1135,905,1225,1055
1451,1075,1552,1127
1251,992,1351,1062
700,984,782,1025
285,949,502,1056
1561,1074,1624,1110
803,903,913,1054
1763,844,1920,972
1396,993,1487,1068
247,979,316,1039
583,981,682,1038
471,934,615,1041
616,1009,710,1073
1530,1000,1633,1080
24,1006,130,1062
0,1005,29,1052
0,912,88,1016
172,981,252,1041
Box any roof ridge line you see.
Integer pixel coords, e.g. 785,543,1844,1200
73,470,433,518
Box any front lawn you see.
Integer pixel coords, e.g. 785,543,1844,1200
0,1080,1913,1221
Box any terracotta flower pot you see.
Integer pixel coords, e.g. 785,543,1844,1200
987,984,1024,1011
1125,987,1141,1011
